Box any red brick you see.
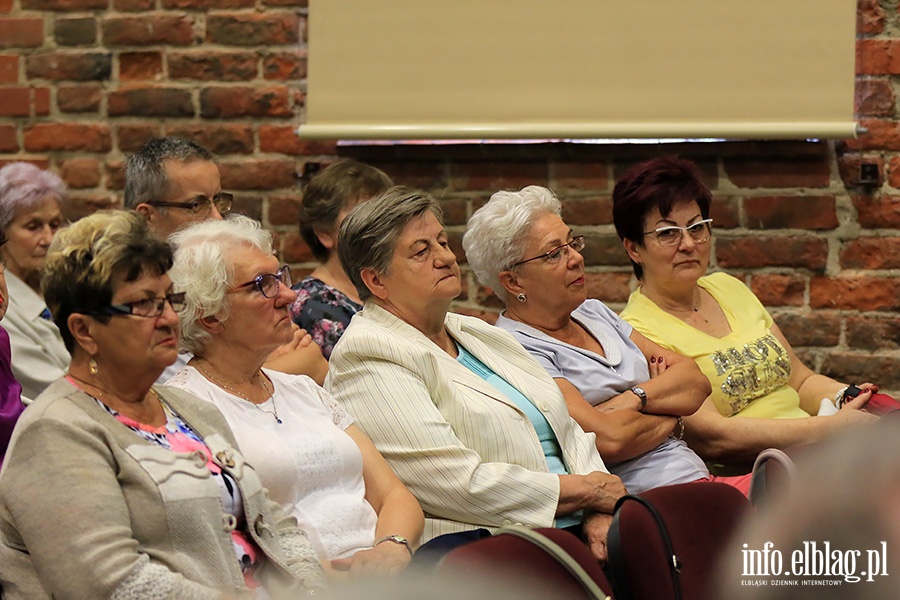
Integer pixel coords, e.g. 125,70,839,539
852,194,900,228
888,156,900,188
206,13,300,46
840,237,900,269
440,197,467,226
710,196,739,229
448,161,549,192
0,18,44,48
220,159,298,190
838,153,884,188
60,157,101,188
163,0,253,7
580,233,631,267
0,158,50,170
108,86,194,117
23,123,111,152
744,196,837,230
855,78,894,117
26,52,111,81
0,125,17,152
749,274,806,307
231,194,262,221
716,237,827,270
116,125,161,152
279,230,314,262
820,353,900,390
268,195,300,226
845,119,900,152
63,193,119,223
614,158,719,191
200,86,292,119
551,160,608,192
0,55,17,83
0,0,11,12
262,51,304,80
58,83,103,113
774,312,841,347
257,126,330,156
106,159,126,190
102,16,194,47
54,17,96,46
22,0,105,9
723,156,830,188
119,52,162,81
585,272,632,304
113,0,153,10
560,196,613,226
810,276,900,310
846,316,900,350
164,124,254,155
364,159,442,190
858,0,885,35
0,87,29,117
33,87,49,115
169,51,257,82
856,39,900,75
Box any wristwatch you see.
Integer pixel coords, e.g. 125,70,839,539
631,386,648,413
374,534,413,556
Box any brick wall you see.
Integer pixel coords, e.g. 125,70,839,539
1,0,899,391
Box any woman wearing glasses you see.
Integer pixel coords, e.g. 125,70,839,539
0,210,325,598
614,157,877,474
464,186,753,496
165,216,424,577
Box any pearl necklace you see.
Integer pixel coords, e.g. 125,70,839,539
192,362,282,424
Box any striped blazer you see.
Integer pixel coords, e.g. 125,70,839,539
326,303,608,542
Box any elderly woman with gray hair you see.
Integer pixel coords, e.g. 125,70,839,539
165,215,423,577
0,162,69,401
327,186,625,562
462,185,752,495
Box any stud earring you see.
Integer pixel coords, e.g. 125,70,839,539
517,293,526,303
89,357,98,375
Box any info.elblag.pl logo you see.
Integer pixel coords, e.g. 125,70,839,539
740,541,889,587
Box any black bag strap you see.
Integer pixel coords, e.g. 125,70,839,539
607,495,682,600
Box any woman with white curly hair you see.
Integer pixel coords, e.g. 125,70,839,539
463,185,751,495
165,215,423,578
0,162,69,401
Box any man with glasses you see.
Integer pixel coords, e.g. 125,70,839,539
125,137,232,240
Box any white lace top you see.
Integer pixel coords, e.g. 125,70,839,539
165,367,378,560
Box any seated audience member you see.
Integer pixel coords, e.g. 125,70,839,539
463,186,749,495
165,216,424,576
326,187,626,561
293,159,393,359
718,421,900,600
0,211,324,598
0,229,25,469
0,163,69,401
125,136,327,385
613,157,877,473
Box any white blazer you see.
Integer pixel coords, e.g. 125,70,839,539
326,303,608,542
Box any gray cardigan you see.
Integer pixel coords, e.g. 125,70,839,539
0,378,325,600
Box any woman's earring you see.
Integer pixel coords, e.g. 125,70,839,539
89,357,98,375
516,293,527,303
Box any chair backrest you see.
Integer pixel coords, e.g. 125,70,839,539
606,482,750,600
439,526,613,600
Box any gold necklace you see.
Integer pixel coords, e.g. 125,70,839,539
67,372,163,424
192,362,282,424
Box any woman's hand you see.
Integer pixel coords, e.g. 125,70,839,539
582,512,614,563
329,542,412,577
559,471,627,516
647,355,670,379
263,325,329,385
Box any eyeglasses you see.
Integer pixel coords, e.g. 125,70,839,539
148,192,234,216
92,292,186,318
511,235,586,268
643,219,713,248
231,265,291,299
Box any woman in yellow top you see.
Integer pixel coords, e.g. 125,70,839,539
614,157,877,472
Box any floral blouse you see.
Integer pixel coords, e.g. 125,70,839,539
290,276,362,360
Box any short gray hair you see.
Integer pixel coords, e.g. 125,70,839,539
463,185,561,298
124,137,214,210
338,186,443,302
169,215,273,355
0,162,67,231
